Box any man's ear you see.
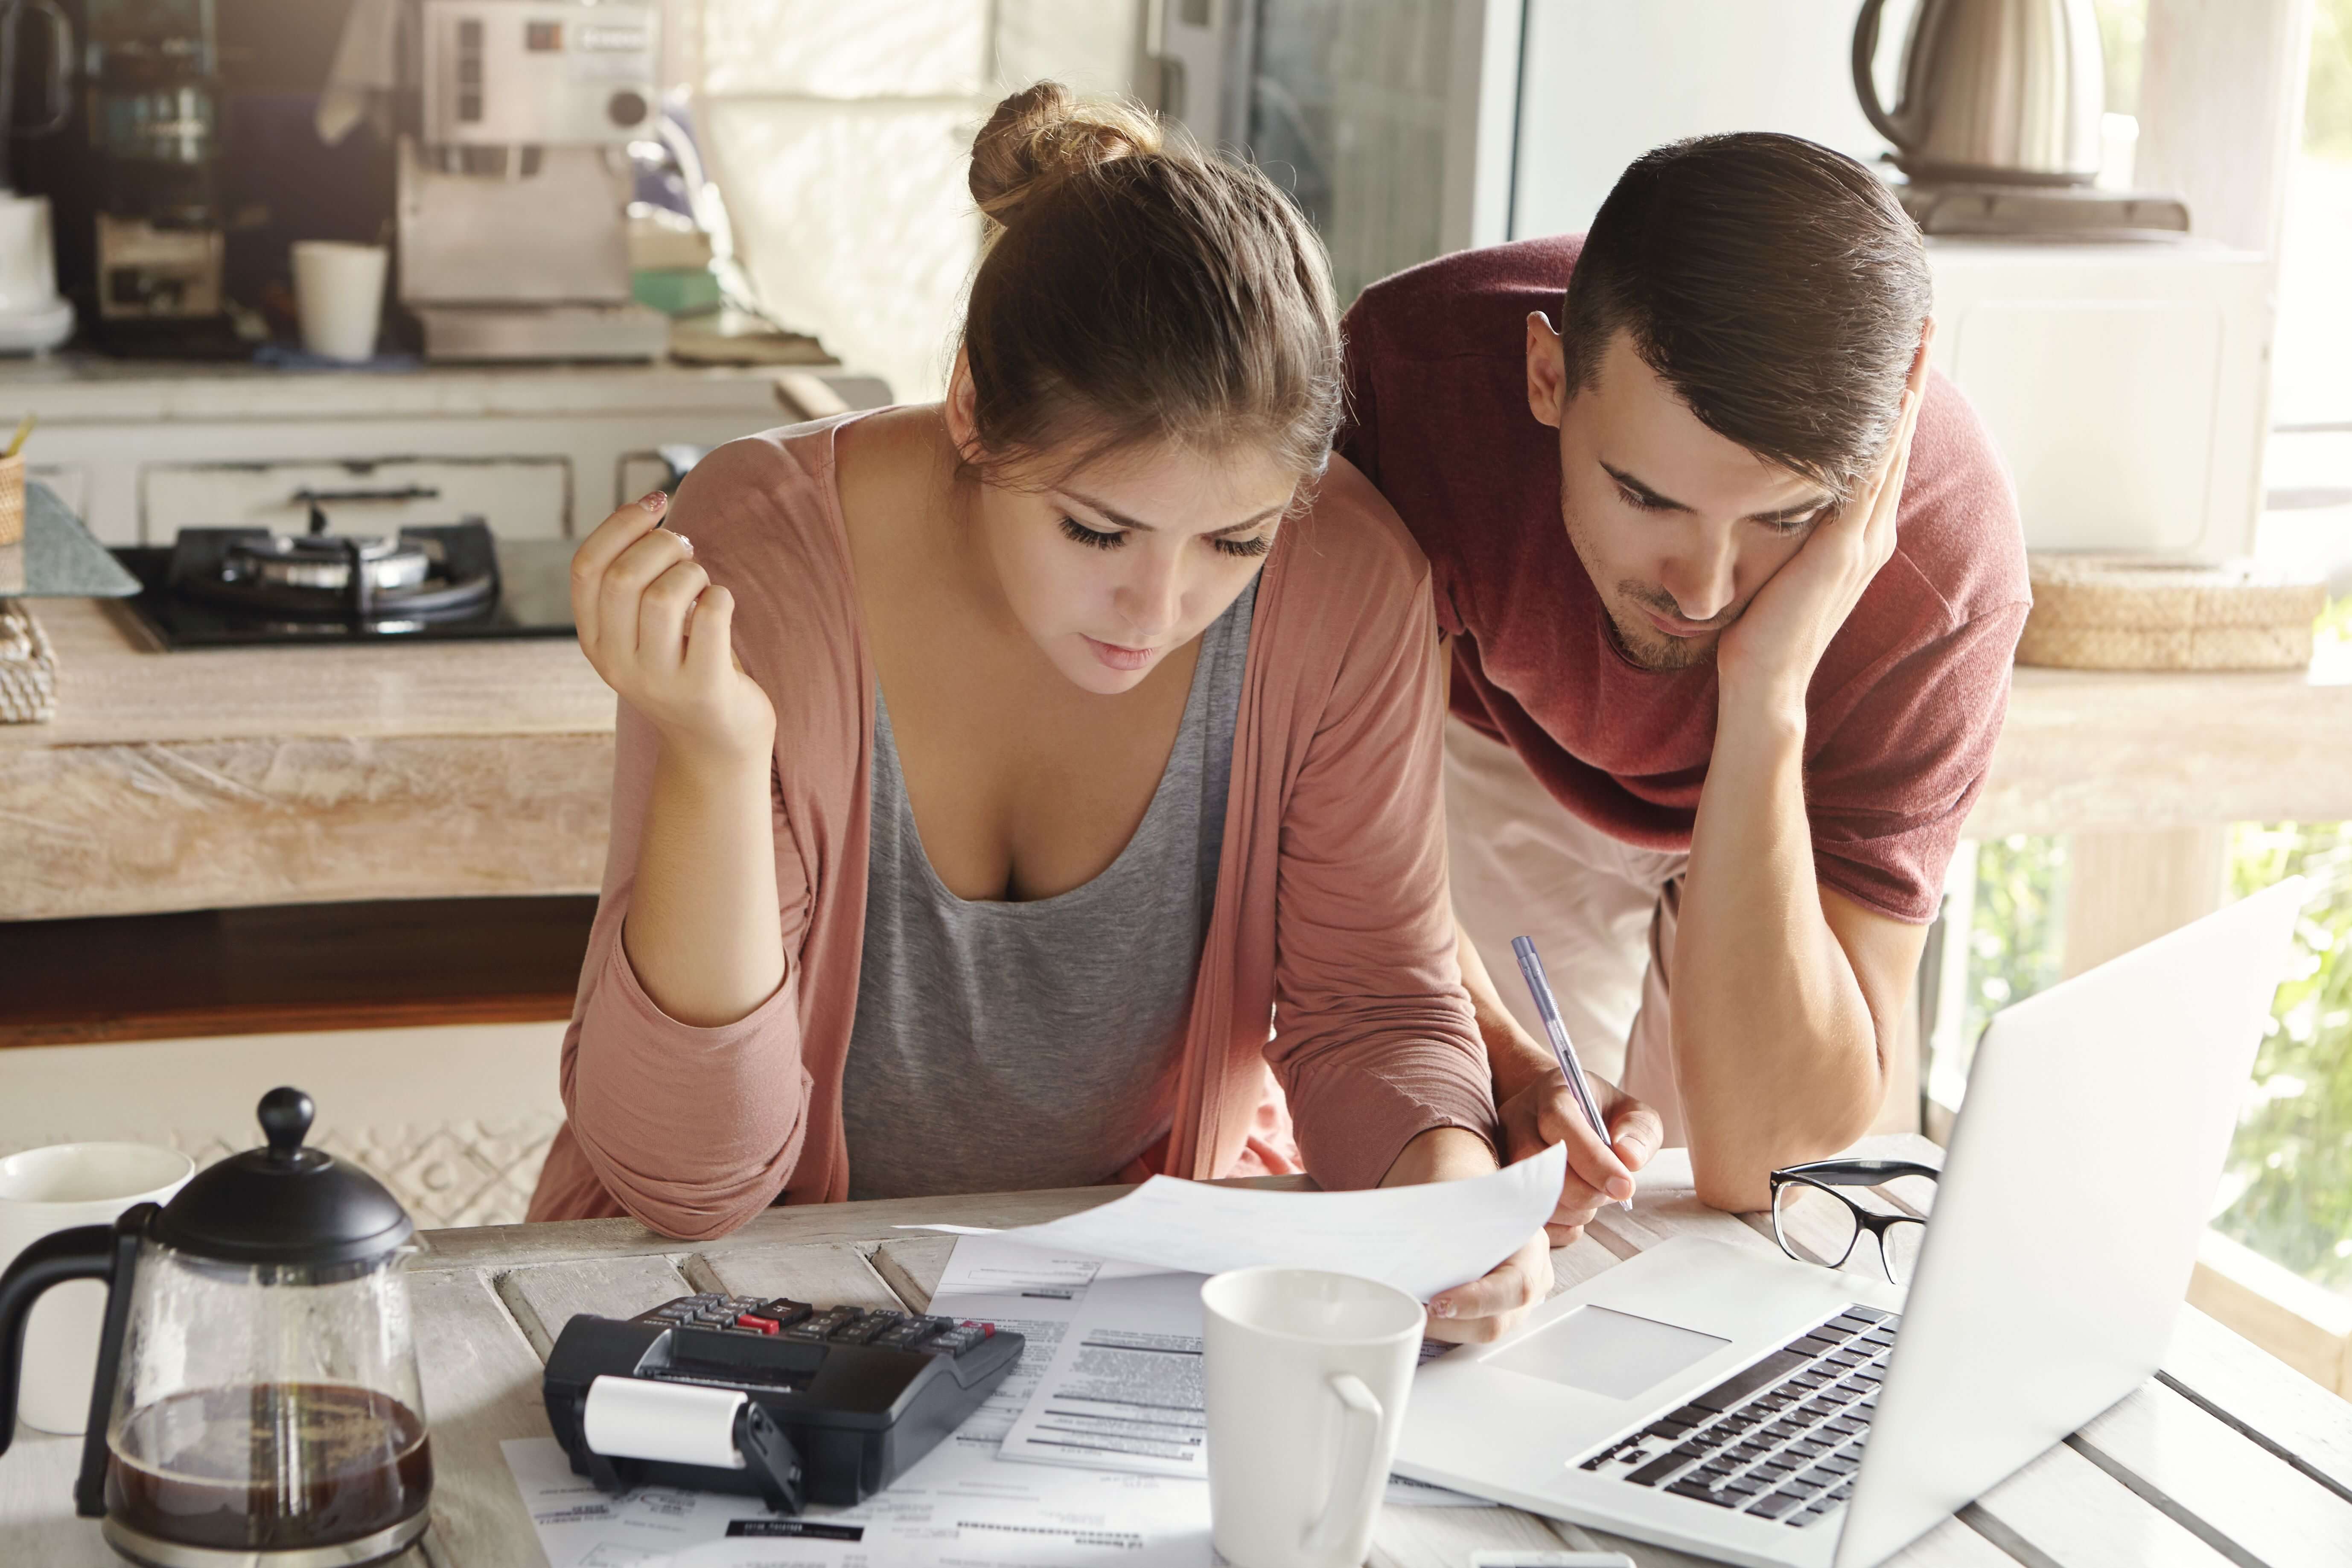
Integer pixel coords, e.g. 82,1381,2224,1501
1525,312,1569,430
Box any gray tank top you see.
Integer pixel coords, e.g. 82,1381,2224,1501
840,581,1256,1200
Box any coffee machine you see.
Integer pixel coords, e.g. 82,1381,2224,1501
23,0,242,353
397,0,666,361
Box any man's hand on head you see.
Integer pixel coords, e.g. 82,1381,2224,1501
1714,323,1936,718
1498,1072,1664,1245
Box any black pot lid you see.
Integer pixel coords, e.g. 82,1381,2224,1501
152,1088,414,1266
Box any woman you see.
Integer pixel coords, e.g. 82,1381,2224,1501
528,84,1548,1339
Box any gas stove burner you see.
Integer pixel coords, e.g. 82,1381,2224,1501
171,521,501,621
114,528,574,649
224,533,435,595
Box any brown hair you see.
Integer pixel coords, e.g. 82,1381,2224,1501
1562,133,1930,497
959,82,1341,487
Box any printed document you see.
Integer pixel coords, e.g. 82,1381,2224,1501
501,1431,1212,1567
991,1247,1492,1507
919,1232,1170,1449
1000,1269,1212,1478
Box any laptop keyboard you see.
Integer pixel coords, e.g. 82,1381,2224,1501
1577,1305,1900,1529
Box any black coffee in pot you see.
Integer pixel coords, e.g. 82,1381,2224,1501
106,1383,432,1551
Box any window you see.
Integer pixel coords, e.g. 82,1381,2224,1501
1935,0,2352,1318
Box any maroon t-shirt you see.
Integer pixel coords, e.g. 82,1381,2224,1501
1337,236,2031,923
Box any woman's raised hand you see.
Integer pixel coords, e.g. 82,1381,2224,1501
571,492,775,764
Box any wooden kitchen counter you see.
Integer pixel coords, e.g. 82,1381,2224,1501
1973,653,2352,836
8,596,611,746
5,595,2352,921
0,597,617,921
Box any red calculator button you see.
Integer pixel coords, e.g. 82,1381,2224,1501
736,1314,780,1334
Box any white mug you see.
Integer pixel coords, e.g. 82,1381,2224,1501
0,1142,193,1434
291,240,388,362
0,192,60,314
1201,1267,1425,1568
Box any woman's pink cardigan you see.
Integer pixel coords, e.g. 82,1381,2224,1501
527,416,1496,1239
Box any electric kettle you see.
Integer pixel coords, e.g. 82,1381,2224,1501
1853,0,2106,185
0,1089,433,1568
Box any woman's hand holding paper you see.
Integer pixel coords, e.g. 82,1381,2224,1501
1381,1125,1556,1344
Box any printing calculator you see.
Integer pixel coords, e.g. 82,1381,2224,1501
543,1292,1025,1512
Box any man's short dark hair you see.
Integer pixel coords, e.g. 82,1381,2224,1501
1563,132,1929,497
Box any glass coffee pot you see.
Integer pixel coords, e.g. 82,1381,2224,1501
0,1088,433,1567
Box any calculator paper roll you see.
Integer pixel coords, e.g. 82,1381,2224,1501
582,1376,748,1469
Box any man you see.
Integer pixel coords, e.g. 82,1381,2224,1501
1338,133,2029,1239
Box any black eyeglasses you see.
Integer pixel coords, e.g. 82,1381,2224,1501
1768,1159,1940,1285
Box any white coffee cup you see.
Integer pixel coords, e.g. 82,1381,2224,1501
0,192,60,313
291,240,389,362
0,1142,193,1434
1201,1267,1425,1568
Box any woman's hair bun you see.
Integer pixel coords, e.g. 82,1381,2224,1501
969,81,1166,227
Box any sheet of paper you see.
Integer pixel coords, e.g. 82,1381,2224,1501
921,1232,1164,1449
1000,1269,1212,1478
994,1259,1494,1508
782,1429,1211,1567
504,1431,1215,1568
503,1434,775,1567
994,1143,1565,1302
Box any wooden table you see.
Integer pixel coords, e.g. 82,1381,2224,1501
6,1137,2351,1567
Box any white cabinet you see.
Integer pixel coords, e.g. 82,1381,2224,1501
0,359,880,545
1926,241,2270,560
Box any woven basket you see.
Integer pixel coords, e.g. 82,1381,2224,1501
0,453,21,548
2018,555,2327,672
0,598,56,723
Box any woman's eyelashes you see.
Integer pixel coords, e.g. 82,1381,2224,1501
1056,515,1273,559
1058,514,1123,550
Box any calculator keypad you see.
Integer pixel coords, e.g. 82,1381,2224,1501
640,1295,994,1357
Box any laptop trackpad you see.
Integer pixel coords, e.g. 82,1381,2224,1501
1489,1305,1731,1400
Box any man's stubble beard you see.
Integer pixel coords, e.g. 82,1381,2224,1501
1558,498,1723,674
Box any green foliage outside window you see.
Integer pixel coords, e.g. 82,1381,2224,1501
2306,0,2352,157
2213,822,2352,1288
2097,0,2352,157
1956,824,2352,1295
1960,835,2068,1066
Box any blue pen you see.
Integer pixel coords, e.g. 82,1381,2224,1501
1510,935,1633,1212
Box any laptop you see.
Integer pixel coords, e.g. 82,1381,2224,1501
1392,878,2306,1568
